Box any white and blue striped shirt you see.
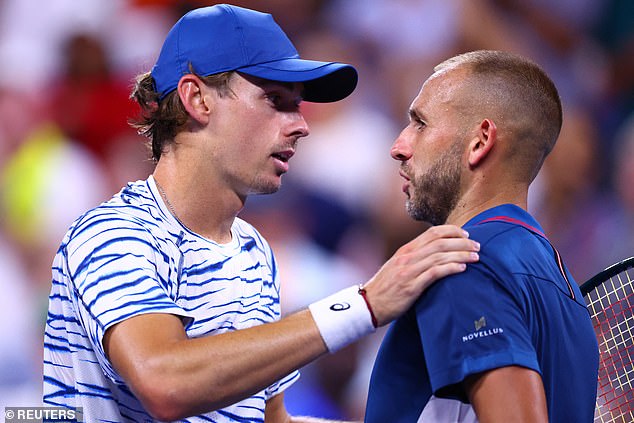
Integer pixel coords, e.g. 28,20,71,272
43,176,298,422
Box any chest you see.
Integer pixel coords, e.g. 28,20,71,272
166,237,279,338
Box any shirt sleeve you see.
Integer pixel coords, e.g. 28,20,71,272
414,261,540,401
265,370,300,400
66,214,192,382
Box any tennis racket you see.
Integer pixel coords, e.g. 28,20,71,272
580,257,634,423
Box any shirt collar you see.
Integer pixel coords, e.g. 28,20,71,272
464,204,545,238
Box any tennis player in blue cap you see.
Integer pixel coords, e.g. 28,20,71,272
43,4,480,422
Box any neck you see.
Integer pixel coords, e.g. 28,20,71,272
153,159,243,244
445,183,528,227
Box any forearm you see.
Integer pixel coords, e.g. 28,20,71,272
186,310,327,409
108,310,328,420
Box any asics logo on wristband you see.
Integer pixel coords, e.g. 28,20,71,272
330,302,351,311
309,286,376,352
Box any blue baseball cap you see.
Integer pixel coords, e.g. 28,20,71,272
151,4,358,103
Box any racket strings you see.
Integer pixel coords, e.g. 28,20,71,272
586,268,634,423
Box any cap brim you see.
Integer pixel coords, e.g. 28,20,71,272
238,59,358,103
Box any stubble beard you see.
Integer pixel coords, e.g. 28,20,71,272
250,142,298,195
246,159,288,196
248,176,282,196
405,140,463,226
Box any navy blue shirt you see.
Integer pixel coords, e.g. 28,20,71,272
366,204,598,422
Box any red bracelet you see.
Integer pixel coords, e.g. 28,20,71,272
358,285,378,328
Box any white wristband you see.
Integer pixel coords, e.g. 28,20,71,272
309,286,376,352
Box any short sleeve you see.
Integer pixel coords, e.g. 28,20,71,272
66,215,192,381
414,262,540,400
264,370,300,400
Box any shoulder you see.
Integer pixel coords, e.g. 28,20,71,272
419,221,545,304
233,217,272,252
465,220,533,247
61,180,173,263
462,206,547,258
465,221,546,268
67,180,164,239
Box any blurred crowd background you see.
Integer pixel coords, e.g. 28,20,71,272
0,0,633,419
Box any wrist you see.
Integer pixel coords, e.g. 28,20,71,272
357,285,379,328
308,286,376,352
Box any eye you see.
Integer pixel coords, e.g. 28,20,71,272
408,110,426,132
265,92,302,112
413,118,426,131
265,93,282,107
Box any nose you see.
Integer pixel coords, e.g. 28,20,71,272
391,128,413,162
288,111,310,139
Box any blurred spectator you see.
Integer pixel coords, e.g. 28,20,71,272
48,33,133,157
46,32,153,190
0,0,130,95
592,0,634,159
529,107,613,282
594,113,634,268
1,123,110,289
326,0,464,120
459,0,608,108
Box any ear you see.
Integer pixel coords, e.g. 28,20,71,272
468,119,497,168
177,74,212,125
